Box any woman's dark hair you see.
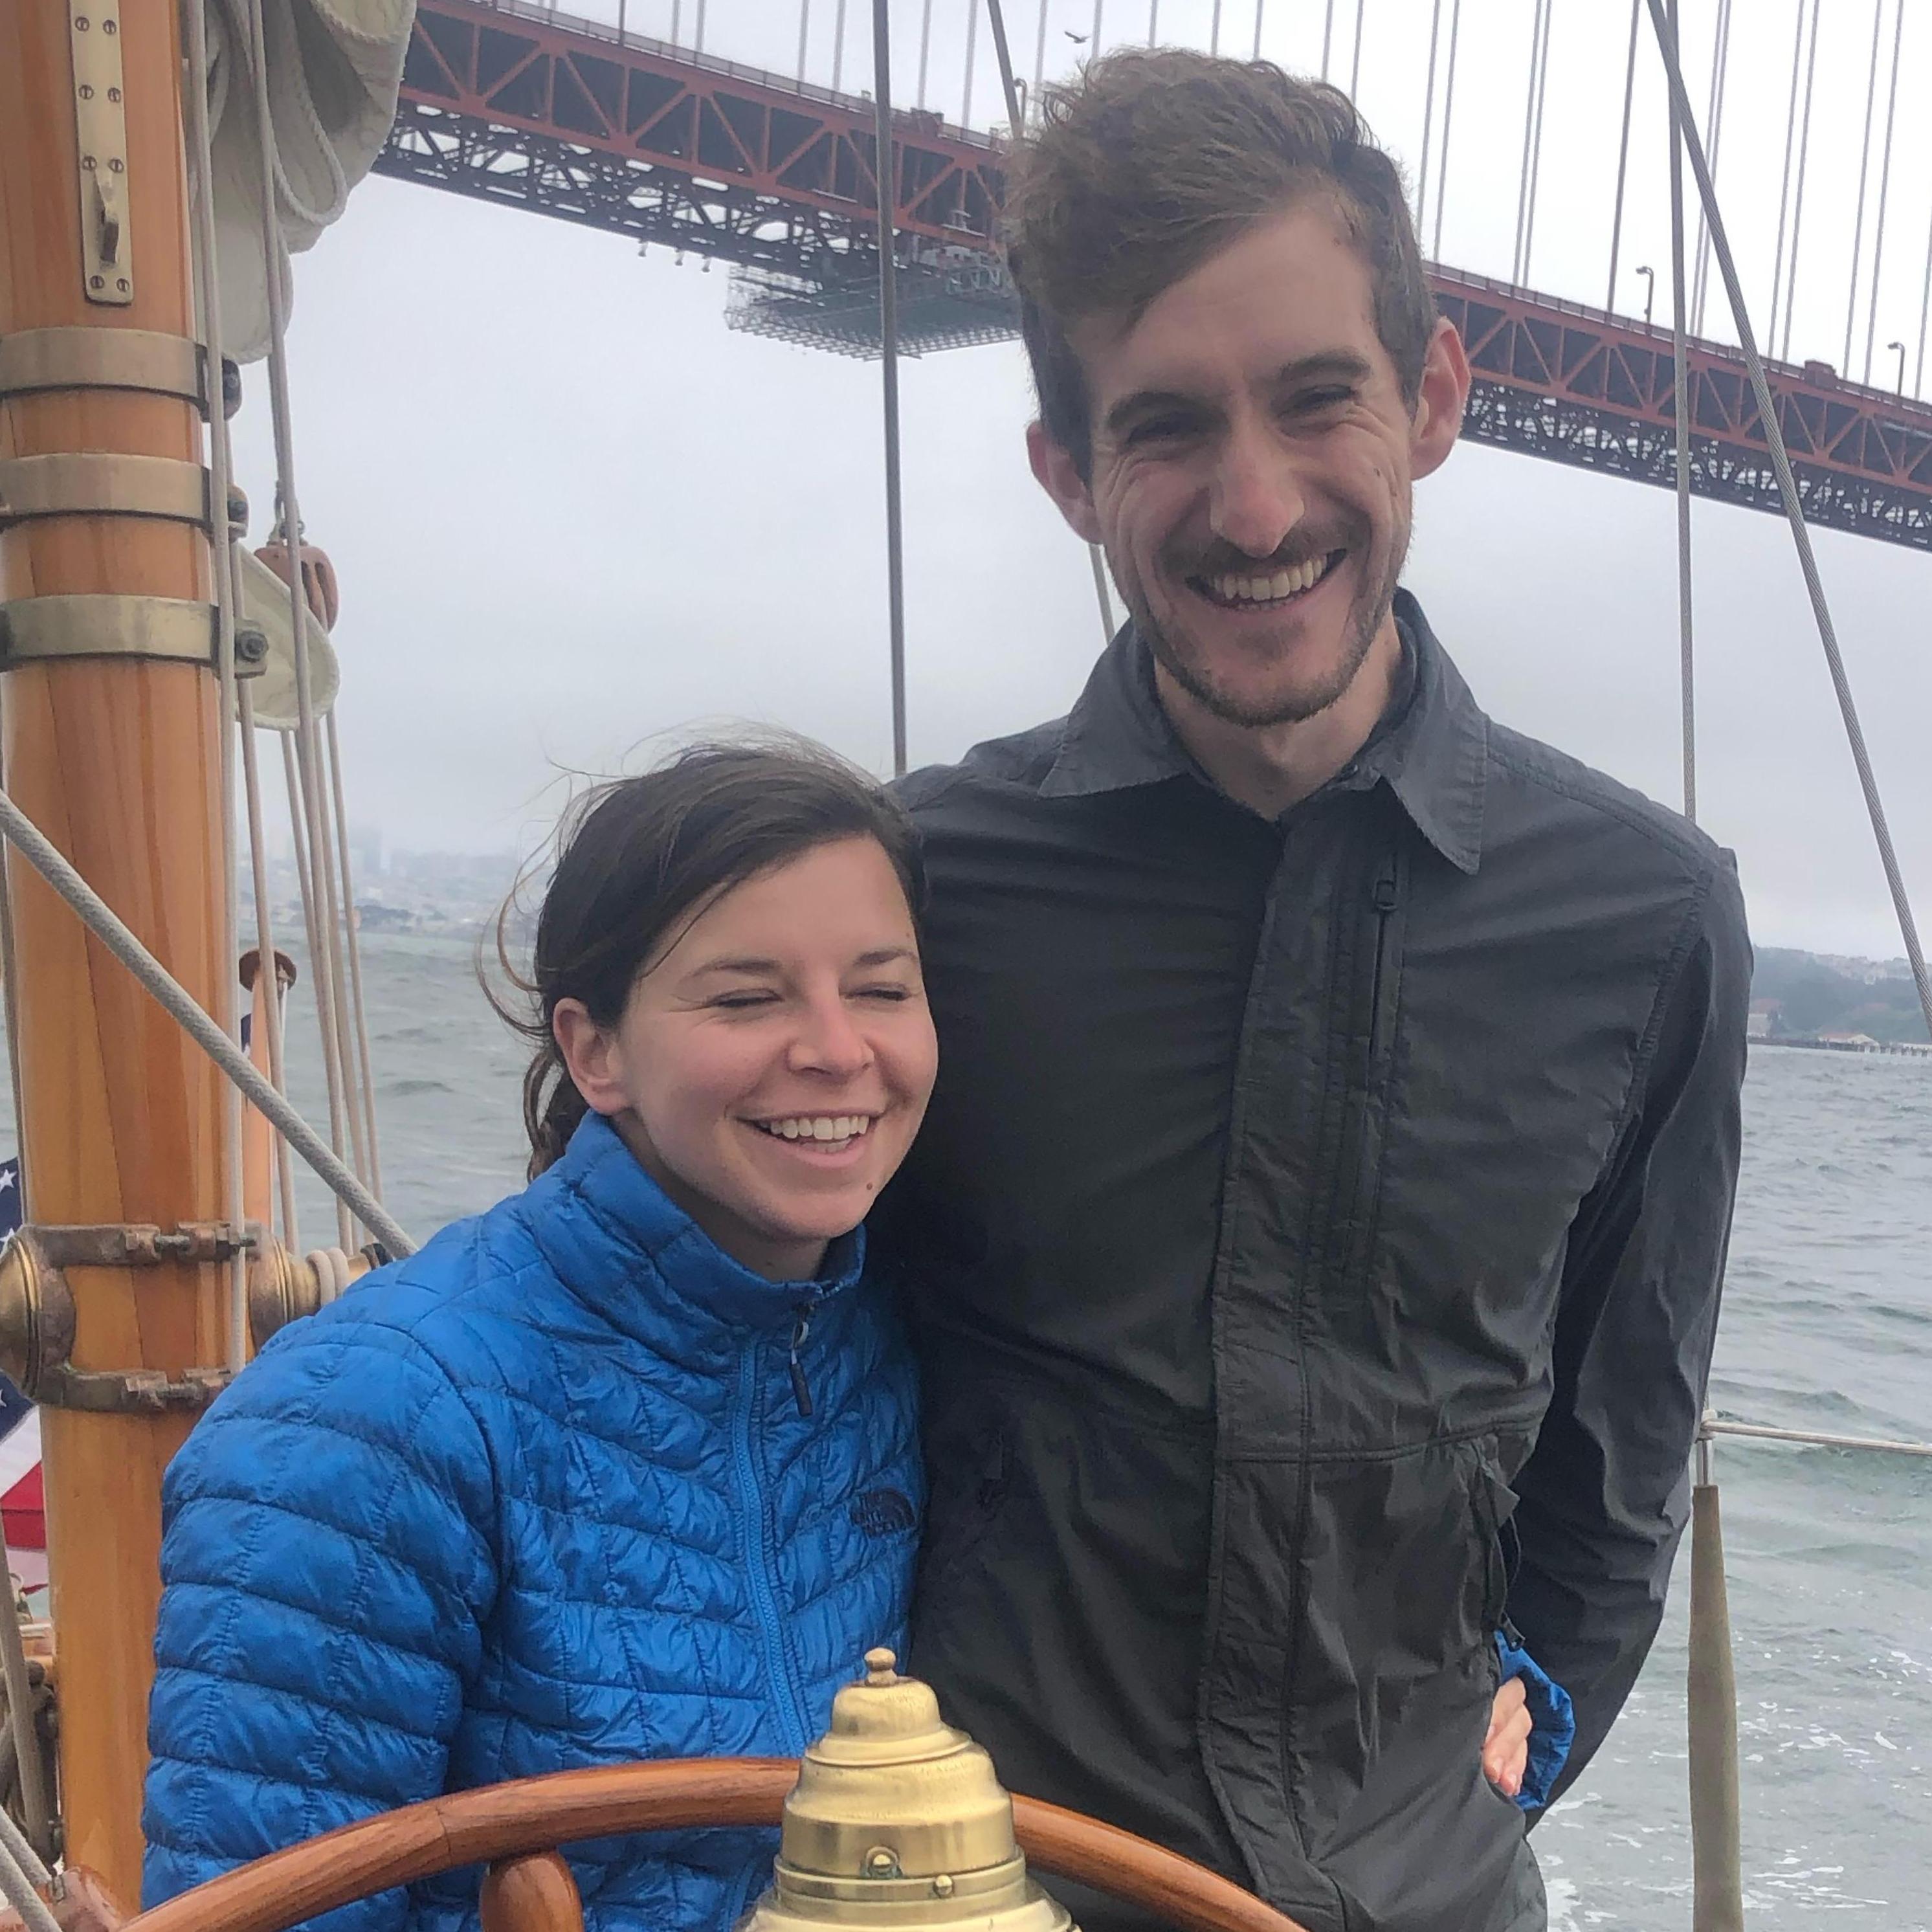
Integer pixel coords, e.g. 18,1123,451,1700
489,740,925,1179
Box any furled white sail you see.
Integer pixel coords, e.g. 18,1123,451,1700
196,0,416,361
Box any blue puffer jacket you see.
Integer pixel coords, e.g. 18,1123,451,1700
142,1113,922,1932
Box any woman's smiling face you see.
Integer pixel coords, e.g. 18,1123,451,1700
553,835,937,1281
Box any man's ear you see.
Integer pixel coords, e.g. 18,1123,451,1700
552,999,624,1118
1027,419,1105,546
1409,317,1471,483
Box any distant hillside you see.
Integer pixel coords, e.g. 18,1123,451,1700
1751,949,1928,1043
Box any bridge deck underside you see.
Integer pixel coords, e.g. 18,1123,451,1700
379,0,1932,551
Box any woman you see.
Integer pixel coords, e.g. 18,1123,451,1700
142,743,938,1932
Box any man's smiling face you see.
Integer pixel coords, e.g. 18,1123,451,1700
1032,199,1465,732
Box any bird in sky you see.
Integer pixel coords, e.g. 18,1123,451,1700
1065,29,1088,42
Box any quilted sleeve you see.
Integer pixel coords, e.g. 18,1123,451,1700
141,1312,500,1932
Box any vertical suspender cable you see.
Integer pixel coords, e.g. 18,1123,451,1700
1091,0,1104,54
988,0,1117,644
1520,0,1553,289
1688,0,1731,337
872,0,909,776
1644,0,1932,1041
1860,0,1905,385
1766,0,1808,355
1348,0,1365,100
1252,0,1264,61
1037,0,1051,96
1210,0,1222,56
1915,183,1932,397
917,0,935,107
1321,0,1334,80
962,0,979,124
1779,0,1821,363
1665,0,1694,825
183,0,249,1370
1148,0,1158,49
833,0,847,94
798,0,811,80
1415,0,1444,240
1605,0,1641,311
1843,0,1885,374
693,0,705,52
239,0,360,1245
1431,0,1460,262
1512,0,1548,285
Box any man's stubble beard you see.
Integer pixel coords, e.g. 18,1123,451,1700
1127,511,1409,732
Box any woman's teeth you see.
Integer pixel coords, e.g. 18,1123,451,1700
1203,552,1336,605
753,1115,873,1143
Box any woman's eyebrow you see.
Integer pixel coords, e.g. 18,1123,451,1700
854,946,919,968
687,955,783,977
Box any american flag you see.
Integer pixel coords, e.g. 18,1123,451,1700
0,1157,45,1593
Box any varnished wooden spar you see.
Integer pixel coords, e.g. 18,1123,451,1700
118,1760,1313,1932
0,0,232,1900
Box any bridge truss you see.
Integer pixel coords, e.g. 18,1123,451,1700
376,0,1932,551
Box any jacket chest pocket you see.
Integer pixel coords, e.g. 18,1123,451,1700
1329,844,1407,1292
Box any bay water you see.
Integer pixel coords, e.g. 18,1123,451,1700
10,933,1929,1926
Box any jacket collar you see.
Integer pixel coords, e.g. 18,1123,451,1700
1039,588,1487,874
520,1112,864,1340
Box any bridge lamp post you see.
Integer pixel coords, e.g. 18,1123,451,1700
1635,264,1656,328
1888,340,1906,395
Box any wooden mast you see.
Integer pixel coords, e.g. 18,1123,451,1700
1,0,232,1900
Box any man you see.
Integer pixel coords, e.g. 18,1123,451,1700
885,50,1749,1932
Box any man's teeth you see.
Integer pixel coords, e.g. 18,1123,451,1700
755,1115,874,1142
1205,553,1333,605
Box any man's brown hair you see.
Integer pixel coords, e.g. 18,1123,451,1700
1003,49,1436,474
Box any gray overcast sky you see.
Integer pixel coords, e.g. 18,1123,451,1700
232,0,1932,958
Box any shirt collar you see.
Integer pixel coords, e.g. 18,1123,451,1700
1039,587,1487,874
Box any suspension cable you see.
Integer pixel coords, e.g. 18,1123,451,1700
1842,0,1885,375
1320,0,1333,80
832,0,847,94
1860,0,1905,386
1091,0,1103,56
1644,0,1932,1044
1766,0,1808,355
1347,0,1364,100
1038,0,1051,93
872,0,909,775
1604,0,1641,311
961,0,978,124
916,0,934,107
1415,0,1445,242
1147,0,1157,49
0,786,411,1257
1688,0,1731,336
1665,0,1694,825
1251,0,1263,61
1210,0,1221,55
1915,177,1932,398
797,0,810,81
1430,0,1460,262
1779,0,1822,363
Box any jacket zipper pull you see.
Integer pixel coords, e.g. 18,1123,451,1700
788,1309,815,1418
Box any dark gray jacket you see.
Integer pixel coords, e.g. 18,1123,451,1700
885,593,1750,1932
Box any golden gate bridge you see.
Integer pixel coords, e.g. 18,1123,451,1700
369,0,1932,550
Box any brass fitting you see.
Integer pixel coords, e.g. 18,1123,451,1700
742,1649,1074,1932
247,1236,384,1349
0,1229,74,1399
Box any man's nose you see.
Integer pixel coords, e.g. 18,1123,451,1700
787,997,874,1078
1208,424,1306,560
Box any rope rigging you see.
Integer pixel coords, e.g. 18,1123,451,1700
1664,0,1694,826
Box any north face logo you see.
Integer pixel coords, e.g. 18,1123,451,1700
849,1487,917,1537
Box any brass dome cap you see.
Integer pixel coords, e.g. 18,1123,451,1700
742,1650,1075,1931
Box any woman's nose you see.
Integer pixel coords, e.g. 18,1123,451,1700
1208,427,1306,560
786,998,874,1077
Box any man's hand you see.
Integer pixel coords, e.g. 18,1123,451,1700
1483,1675,1532,1799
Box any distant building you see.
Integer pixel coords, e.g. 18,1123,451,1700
1747,997,1781,1039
